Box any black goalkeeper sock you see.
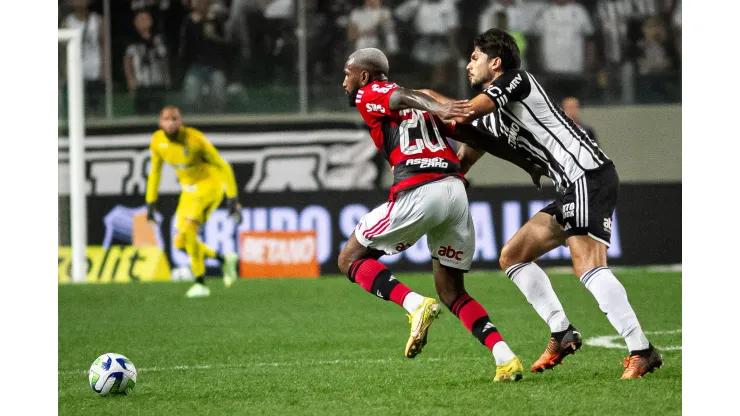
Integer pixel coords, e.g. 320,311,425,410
195,276,205,285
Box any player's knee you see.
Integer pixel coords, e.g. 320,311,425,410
337,249,356,276
181,219,200,234
499,243,522,271
569,239,607,278
439,290,467,312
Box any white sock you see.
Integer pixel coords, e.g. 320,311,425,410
506,262,571,332
402,292,425,314
492,341,516,366
581,267,650,352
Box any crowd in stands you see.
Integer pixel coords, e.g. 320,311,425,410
59,0,682,116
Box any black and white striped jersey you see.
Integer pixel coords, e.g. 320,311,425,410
471,70,610,192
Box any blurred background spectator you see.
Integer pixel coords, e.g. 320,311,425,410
179,0,232,113
124,11,171,114
395,0,460,96
60,0,108,117
348,0,398,55
263,0,297,87
478,0,532,69
561,96,597,143
532,0,595,103
58,0,682,117
635,15,679,103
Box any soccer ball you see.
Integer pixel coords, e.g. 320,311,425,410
88,353,137,396
171,266,194,281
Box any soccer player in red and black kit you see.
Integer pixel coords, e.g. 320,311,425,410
423,28,663,379
338,48,524,382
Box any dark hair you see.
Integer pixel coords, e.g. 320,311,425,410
473,28,521,71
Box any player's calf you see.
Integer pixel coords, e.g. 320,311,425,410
447,292,521,380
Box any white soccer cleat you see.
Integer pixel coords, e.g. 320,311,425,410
186,283,210,298
222,253,239,288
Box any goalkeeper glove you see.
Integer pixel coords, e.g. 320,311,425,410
146,203,157,225
227,197,243,225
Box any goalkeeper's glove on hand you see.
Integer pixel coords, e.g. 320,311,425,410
227,198,243,225
146,203,157,225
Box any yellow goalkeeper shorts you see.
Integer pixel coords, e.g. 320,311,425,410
174,180,224,231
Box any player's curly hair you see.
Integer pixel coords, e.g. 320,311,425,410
473,28,521,71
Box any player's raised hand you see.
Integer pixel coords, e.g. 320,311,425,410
433,100,474,123
227,198,243,225
146,203,158,227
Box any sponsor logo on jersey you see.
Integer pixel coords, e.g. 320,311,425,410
405,157,449,169
438,245,464,261
562,202,575,219
603,218,612,232
365,103,386,114
506,73,523,93
502,122,520,148
371,83,394,94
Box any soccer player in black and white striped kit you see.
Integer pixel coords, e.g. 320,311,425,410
423,28,663,379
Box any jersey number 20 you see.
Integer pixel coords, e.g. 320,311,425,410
399,109,447,155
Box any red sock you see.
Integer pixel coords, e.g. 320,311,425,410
348,259,411,308
451,293,504,350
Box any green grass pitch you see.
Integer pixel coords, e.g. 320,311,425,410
59,269,681,415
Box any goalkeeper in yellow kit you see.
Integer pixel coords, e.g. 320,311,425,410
146,106,242,298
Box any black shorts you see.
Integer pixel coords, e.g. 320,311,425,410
540,163,619,246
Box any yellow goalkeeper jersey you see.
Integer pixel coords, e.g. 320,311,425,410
145,126,238,203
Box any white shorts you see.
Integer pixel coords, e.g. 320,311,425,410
355,176,474,271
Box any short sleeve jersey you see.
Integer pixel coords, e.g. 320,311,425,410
355,81,464,199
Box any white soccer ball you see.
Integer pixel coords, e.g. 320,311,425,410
171,266,194,282
88,353,137,396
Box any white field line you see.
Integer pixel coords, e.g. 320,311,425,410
59,357,444,376
539,264,682,275
584,329,682,351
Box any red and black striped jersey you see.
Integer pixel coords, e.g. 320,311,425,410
354,81,465,200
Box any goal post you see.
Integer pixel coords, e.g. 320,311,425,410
59,29,88,283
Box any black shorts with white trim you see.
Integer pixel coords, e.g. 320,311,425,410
540,162,619,246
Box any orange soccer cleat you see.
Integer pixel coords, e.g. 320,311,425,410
531,326,583,373
620,345,664,379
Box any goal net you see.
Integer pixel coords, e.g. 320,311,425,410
59,29,88,283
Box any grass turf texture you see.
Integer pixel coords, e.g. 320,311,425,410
59,270,681,415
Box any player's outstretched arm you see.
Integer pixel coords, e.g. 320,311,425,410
388,87,473,120
413,89,455,104
448,93,496,125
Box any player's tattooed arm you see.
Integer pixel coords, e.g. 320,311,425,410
413,89,454,104
388,87,473,120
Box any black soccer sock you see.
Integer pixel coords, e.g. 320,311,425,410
552,324,577,342
195,276,205,285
